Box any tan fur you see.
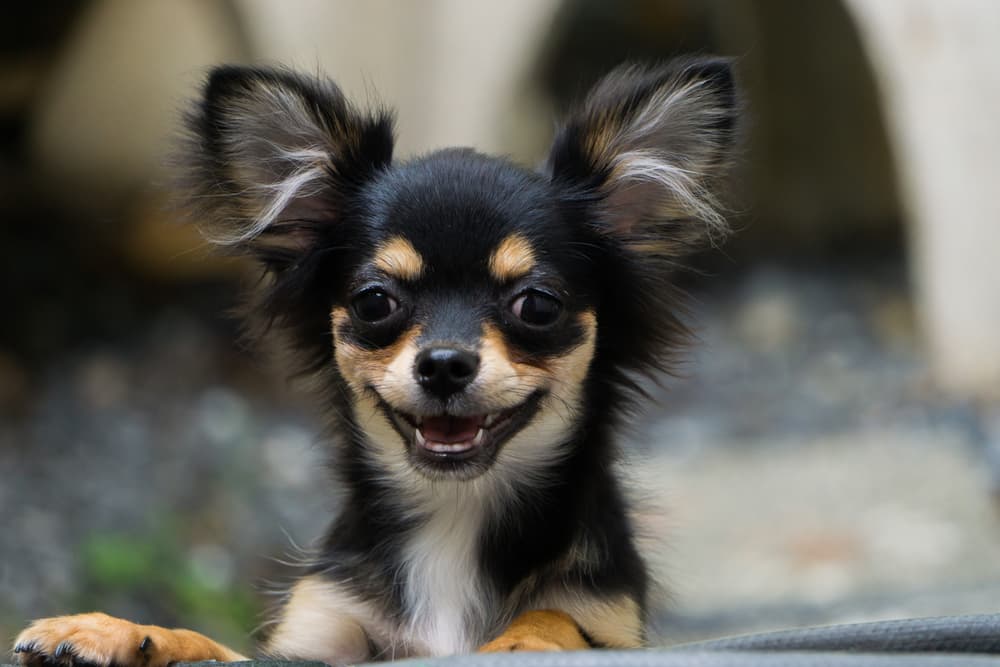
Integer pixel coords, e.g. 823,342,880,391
621,239,682,256
330,306,368,395
543,311,598,390
478,312,596,421
13,613,245,667
478,610,589,652
332,323,424,411
477,311,595,397
478,312,597,484
488,234,536,282
263,576,381,663
373,236,424,281
477,322,546,401
376,325,427,408
584,123,618,171
331,306,423,401
535,592,643,648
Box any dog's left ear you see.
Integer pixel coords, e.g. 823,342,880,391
546,58,739,254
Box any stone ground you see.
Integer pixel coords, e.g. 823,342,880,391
1,262,998,652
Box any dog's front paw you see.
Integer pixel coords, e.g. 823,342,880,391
478,610,590,653
12,612,244,667
478,634,569,652
13,613,155,667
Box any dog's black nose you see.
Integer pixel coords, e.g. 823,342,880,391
414,347,479,398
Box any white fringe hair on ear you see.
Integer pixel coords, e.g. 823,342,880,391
554,59,738,248
178,66,395,258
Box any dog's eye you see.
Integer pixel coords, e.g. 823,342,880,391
352,289,398,323
511,290,562,327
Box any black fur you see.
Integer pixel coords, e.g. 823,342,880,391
179,58,738,657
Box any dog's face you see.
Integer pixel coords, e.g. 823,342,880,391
181,60,737,482
330,153,602,479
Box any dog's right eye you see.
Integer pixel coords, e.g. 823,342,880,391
352,289,399,323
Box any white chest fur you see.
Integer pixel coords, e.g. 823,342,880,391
399,483,494,656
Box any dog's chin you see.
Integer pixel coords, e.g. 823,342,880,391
379,391,545,481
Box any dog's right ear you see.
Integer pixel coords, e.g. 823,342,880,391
179,66,394,271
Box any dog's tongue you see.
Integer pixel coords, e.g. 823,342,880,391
419,415,483,444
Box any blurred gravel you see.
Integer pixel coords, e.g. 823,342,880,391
0,310,331,649
1,263,998,648
634,264,1000,642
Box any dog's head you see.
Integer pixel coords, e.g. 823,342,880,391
181,60,738,482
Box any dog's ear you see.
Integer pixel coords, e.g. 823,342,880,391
546,58,738,256
179,66,394,270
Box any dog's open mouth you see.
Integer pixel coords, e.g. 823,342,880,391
414,414,486,454
379,392,544,474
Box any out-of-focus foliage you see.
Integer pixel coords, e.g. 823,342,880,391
79,529,257,649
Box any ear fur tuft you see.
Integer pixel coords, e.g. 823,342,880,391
547,57,739,255
177,66,395,269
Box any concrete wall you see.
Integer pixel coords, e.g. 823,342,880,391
236,0,560,160
845,0,1000,398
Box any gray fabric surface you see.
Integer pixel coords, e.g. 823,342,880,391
371,652,1000,666
674,614,1000,654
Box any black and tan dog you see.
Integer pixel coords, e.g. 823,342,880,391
13,58,738,665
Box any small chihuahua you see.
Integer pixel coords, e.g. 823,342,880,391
14,58,738,665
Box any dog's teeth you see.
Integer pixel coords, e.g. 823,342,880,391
416,429,426,446
425,441,473,453
473,428,484,445
484,414,495,427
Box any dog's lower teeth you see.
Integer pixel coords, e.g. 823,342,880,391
415,428,485,454
426,441,473,453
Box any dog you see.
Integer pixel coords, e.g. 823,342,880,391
13,57,738,665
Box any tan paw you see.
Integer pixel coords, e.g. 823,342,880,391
13,613,155,667
12,612,244,667
478,610,590,653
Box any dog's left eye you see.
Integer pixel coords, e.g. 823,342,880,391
352,289,399,322
511,289,562,327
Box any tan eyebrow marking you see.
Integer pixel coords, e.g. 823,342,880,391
489,233,536,282
372,236,424,280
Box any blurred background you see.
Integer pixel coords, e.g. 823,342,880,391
2,0,999,653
